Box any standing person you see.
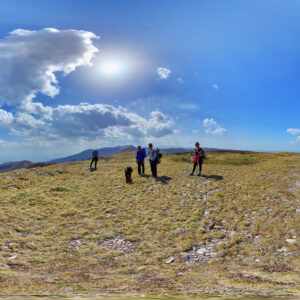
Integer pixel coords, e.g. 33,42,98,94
190,142,204,176
147,143,159,178
136,146,145,175
90,149,99,169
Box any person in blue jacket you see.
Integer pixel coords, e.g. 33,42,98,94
90,149,99,169
136,145,145,175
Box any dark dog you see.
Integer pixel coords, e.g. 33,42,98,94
125,167,133,184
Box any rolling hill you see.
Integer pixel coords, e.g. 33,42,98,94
0,151,299,296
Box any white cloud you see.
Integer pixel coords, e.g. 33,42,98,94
146,110,173,137
0,109,14,128
0,103,174,141
205,127,227,136
0,28,99,105
203,118,217,128
177,77,184,84
212,83,219,90
20,100,53,119
0,28,177,155
287,128,300,136
157,67,171,79
287,128,300,144
203,118,226,136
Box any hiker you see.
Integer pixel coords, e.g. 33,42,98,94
147,143,159,178
136,146,146,175
90,149,99,169
190,142,205,176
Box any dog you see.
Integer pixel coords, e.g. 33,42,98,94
125,167,133,184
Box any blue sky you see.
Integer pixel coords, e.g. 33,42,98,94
0,0,299,162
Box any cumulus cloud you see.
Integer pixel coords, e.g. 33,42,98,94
287,128,300,144
0,28,176,153
0,28,99,105
146,111,173,137
212,83,219,90
0,103,174,141
0,109,14,128
203,118,226,136
157,67,171,79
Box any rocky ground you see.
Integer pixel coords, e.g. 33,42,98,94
0,151,299,296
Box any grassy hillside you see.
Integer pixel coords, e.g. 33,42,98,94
0,151,299,296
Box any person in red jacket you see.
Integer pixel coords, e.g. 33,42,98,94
190,142,204,176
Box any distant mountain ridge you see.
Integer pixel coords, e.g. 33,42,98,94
0,145,252,173
47,145,137,164
48,145,234,164
0,160,33,173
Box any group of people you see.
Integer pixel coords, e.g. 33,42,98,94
135,143,161,178
90,142,205,178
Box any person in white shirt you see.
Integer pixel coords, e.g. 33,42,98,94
147,143,158,178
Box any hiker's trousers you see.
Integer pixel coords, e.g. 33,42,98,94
90,157,98,168
137,160,144,174
192,158,202,174
149,158,158,177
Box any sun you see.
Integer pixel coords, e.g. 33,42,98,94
101,60,124,76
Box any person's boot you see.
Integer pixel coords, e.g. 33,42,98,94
197,172,201,177
189,172,194,176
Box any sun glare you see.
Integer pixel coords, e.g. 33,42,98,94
101,60,124,76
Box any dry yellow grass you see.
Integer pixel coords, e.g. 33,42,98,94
0,151,299,296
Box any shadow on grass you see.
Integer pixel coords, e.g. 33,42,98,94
202,174,224,181
140,174,151,178
155,176,172,184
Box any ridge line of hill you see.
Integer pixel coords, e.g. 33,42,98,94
0,145,253,173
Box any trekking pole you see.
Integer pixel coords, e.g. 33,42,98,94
185,156,192,176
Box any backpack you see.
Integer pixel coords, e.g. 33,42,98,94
142,148,147,158
156,148,162,164
202,149,206,159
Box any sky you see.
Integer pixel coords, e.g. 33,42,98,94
0,0,299,162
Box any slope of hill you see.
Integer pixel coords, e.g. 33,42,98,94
0,151,299,296
48,145,137,164
47,145,250,165
0,160,33,173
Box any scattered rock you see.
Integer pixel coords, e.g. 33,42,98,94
165,257,175,264
53,168,65,173
4,175,11,179
277,247,287,253
81,167,90,171
98,237,134,253
286,238,296,244
9,186,19,190
186,239,221,264
41,173,53,177
69,239,83,250
8,255,17,260
196,248,208,255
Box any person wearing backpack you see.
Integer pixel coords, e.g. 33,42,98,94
190,142,205,176
136,145,146,175
90,149,99,169
147,143,159,178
